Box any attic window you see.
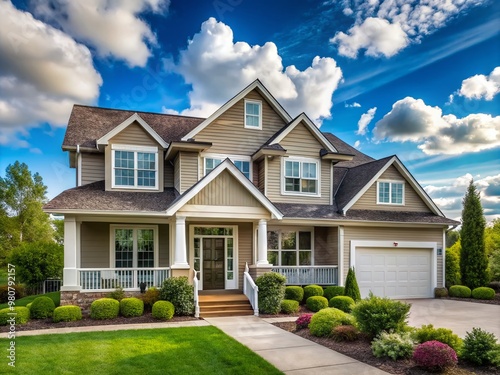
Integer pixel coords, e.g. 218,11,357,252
377,181,404,205
112,144,158,190
244,99,262,129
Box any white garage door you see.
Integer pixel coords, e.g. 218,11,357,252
356,248,432,299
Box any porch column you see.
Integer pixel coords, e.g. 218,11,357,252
172,215,189,269
256,219,269,266
61,217,80,291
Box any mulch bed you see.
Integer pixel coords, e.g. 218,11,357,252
441,293,500,306
273,321,500,375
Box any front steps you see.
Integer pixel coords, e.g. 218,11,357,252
198,292,254,318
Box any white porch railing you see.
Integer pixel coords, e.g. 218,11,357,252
271,266,338,285
193,270,200,318
243,263,259,316
78,268,170,291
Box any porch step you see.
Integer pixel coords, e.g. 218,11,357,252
198,292,254,318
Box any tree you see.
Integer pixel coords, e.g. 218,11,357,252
344,267,361,301
486,219,500,281
445,240,461,287
446,230,460,248
52,217,65,246
460,180,488,289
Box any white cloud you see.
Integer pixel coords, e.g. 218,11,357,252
353,140,361,149
458,66,500,100
0,1,102,147
357,107,377,135
33,0,169,67
164,18,343,122
373,97,500,155
345,102,361,108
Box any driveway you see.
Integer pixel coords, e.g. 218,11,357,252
404,299,500,338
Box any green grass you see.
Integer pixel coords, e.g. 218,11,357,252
0,291,60,310
0,327,283,374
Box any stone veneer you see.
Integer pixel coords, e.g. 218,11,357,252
61,291,143,313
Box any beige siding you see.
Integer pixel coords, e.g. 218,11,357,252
252,161,259,187
279,121,323,158
81,153,105,185
343,226,444,287
174,154,180,193
81,222,110,268
314,227,338,265
179,151,198,193
158,224,169,267
193,90,287,155
258,160,265,193
164,160,174,188
238,222,253,290
187,170,262,207
109,122,158,146
352,166,431,212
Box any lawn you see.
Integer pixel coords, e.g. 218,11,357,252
0,291,60,310
0,326,283,374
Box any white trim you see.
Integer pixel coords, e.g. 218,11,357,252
269,113,338,153
112,144,158,152
166,159,283,220
111,145,159,190
281,156,321,197
264,156,268,196
442,229,446,288
376,180,405,205
181,80,292,141
76,151,82,187
97,113,168,148
244,99,262,129
201,153,252,179
109,224,159,269
330,161,333,206
338,226,344,286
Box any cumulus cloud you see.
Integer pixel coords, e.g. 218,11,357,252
345,102,361,108
0,1,102,146
33,0,169,67
357,107,377,135
373,97,500,155
458,66,500,100
353,140,361,149
332,0,485,58
164,18,343,122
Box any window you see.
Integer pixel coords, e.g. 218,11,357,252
283,159,319,195
112,145,158,189
113,227,156,268
267,229,313,266
204,155,251,179
245,99,262,129
377,181,404,205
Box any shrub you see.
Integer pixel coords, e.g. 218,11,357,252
160,276,194,316
0,284,25,303
331,325,359,342
284,286,304,303
462,327,498,365
371,331,415,360
119,297,144,317
413,341,458,372
412,324,463,354
434,287,448,298
295,313,313,330
30,296,56,319
255,272,286,314
303,284,323,302
306,296,328,312
90,298,120,320
471,287,495,300
309,308,353,337
26,302,32,310
107,287,125,301
281,299,299,314
344,267,361,301
487,345,500,368
449,285,471,298
152,300,175,320
323,286,345,301
0,307,30,325
53,305,82,322
446,245,461,288
488,281,500,292
328,296,355,312
141,287,160,310
351,293,410,338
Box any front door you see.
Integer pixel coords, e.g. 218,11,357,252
202,238,225,289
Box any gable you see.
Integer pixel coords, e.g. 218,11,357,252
109,121,161,147
279,120,323,158
192,89,287,155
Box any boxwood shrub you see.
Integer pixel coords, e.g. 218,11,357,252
303,285,323,302
284,286,304,303
53,305,82,322
309,308,353,337
26,302,32,310
0,307,30,325
306,296,328,312
412,324,463,353
328,296,355,312
434,287,448,298
152,300,175,320
471,287,495,300
30,296,56,319
120,297,144,317
256,272,286,314
90,298,120,320
323,286,345,301
449,285,472,298
281,299,299,314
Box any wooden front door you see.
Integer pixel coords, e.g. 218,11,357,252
203,238,225,290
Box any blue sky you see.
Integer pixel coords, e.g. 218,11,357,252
0,0,499,222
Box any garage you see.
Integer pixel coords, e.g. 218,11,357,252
354,244,435,299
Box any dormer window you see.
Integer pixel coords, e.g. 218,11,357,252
282,158,320,196
244,99,262,129
112,144,158,189
377,181,404,205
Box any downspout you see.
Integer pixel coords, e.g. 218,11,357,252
76,144,82,187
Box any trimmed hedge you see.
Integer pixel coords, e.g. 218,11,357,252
26,303,32,310
256,272,286,314
0,307,30,325
471,287,495,300
306,296,328,312
285,286,304,303
309,308,353,337
30,296,56,319
120,297,144,317
328,296,355,312
303,285,323,302
53,305,82,322
90,298,120,320
323,286,345,301
281,299,299,314
152,301,175,320
449,285,472,298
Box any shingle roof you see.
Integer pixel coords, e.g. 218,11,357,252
323,132,374,168
63,105,204,149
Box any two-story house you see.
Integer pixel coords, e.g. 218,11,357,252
44,80,458,310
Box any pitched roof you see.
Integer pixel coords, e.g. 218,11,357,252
323,132,374,167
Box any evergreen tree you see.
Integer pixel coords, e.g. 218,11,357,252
344,267,361,301
460,180,488,289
